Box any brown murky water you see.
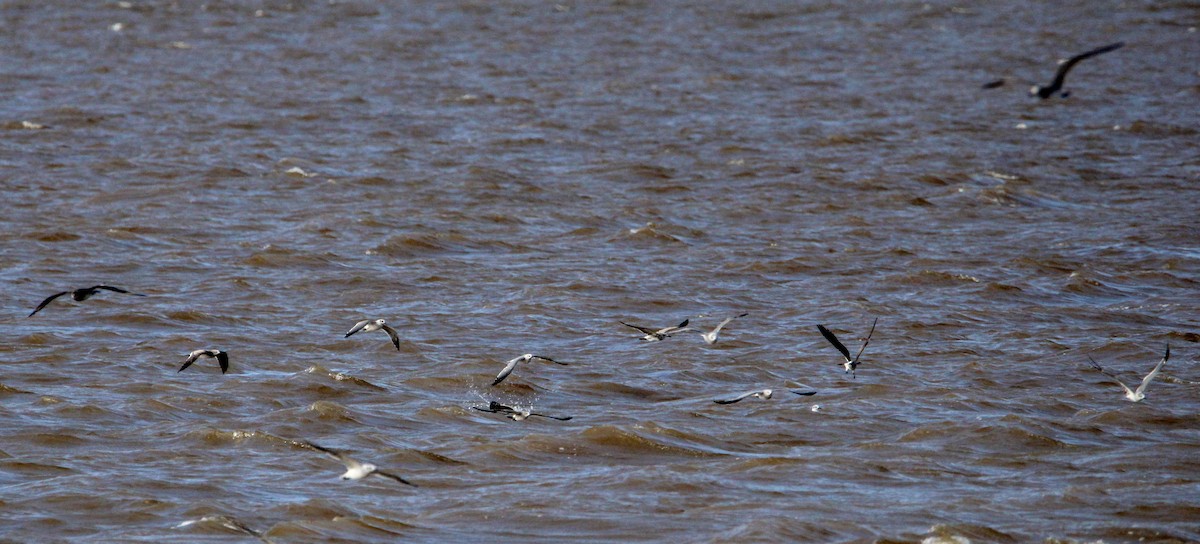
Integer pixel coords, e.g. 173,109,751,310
3,1,1199,542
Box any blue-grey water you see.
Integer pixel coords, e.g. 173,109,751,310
2,1,1199,542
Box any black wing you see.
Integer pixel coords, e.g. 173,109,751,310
216,351,230,374
375,470,417,487
791,390,817,396
92,285,138,295
529,413,573,421
852,318,879,364
533,355,568,366
817,324,851,361
1050,42,1125,90
620,321,656,335
28,291,69,317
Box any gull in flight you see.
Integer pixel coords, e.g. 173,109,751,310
491,353,567,386
817,318,878,379
28,285,145,317
699,313,749,345
472,401,573,421
179,349,230,374
1030,41,1124,99
345,318,401,351
298,441,416,486
176,514,272,543
1087,345,1169,403
620,318,691,341
714,389,773,404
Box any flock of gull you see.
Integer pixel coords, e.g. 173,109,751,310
26,280,1175,495
19,40,1152,539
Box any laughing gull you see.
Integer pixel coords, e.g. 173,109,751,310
714,389,773,404
620,318,691,341
299,441,416,486
817,318,878,379
28,285,145,317
472,401,573,421
1030,42,1124,99
491,353,567,386
179,349,230,374
699,313,749,345
1087,345,1169,402
176,515,271,543
344,318,401,351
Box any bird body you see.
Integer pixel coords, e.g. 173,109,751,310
1088,345,1169,402
28,285,145,317
300,441,416,486
345,318,401,350
1030,42,1124,99
620,318,691,341
491,353,567,386
179,349,230,374
817,318,878,378
714,389,773,404
700,313,749,345
472,401,573,421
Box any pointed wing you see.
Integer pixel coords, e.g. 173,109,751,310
1087,355,1135,397
216,351,230,374
1134,345,1169,396
658,318,691,335
620,321,656,335
817,324,852,362
345,320,370,338
381,324,401,350
530,412,573,421
28,291,69,317
1050,42,1125,90
296,440,342,459
178,350,204,372
714,390,756,404
471,405,501,414
852,317,879,364
491,356,522,386
375,470,417,487
532,355,567,365
93,285,143,296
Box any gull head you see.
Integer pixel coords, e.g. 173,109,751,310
758,389,773,400
521,353,534,361
1125,391,1145,403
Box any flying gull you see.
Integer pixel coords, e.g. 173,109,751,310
1087,345,1169,403
620,318,691,341
491,353,567,386
699,313,749,345
179,349,230,374
28,285,145,317
345,318,401,351
817,318,878,379
298,441,416,486
472,401,573,421
714,389,773,404
1030,42,1124,99
176,514,272,543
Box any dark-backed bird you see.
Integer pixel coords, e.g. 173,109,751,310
817,318,878,379
620,318,691,341
179,349,230,374
472,401,573,421
491,353,567,386
344,318,401,350
1030,42,1124,99
28,285,145,317
1087,345,1169,403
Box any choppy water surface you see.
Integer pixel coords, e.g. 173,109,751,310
3,1,1199,542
